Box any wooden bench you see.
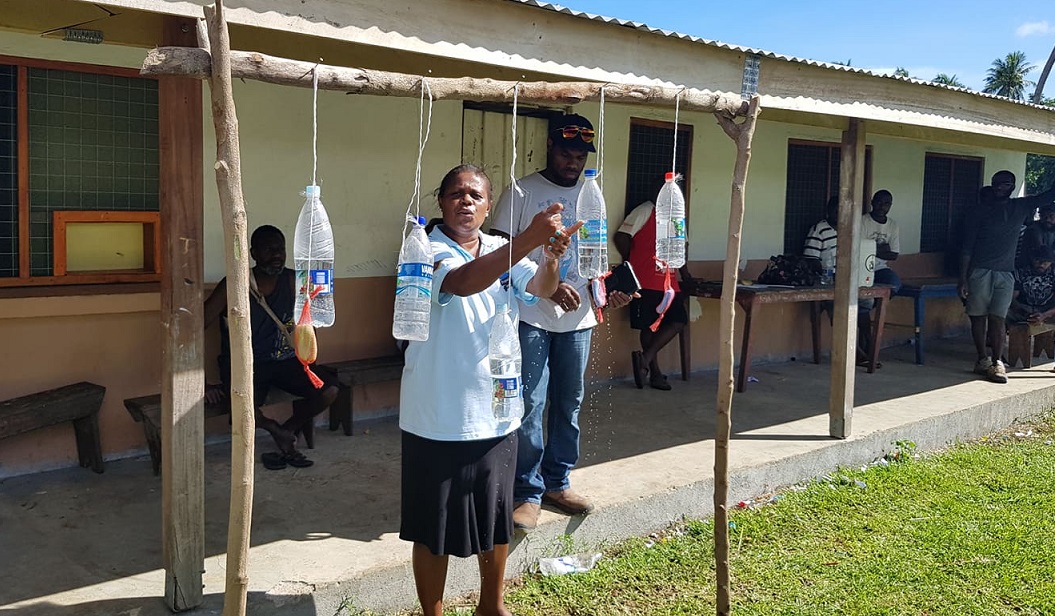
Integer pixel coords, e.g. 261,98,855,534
123,390,315,476
320,355,405,435
1007,322,1055,369
1,382,107,473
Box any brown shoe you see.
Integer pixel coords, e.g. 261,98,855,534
542,489,595,515
512,502,540,530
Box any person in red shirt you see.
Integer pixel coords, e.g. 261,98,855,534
615,191,699,390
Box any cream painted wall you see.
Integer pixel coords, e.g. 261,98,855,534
200,82,463,281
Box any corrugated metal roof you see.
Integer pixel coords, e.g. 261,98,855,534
505,0,1053,111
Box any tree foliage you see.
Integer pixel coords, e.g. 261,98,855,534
933,73,966,88
894,66,910,78
983,51,1036,99
1027,154,1055,194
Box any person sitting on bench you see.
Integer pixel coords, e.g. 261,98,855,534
204,224,339,469
1009,244,1055,326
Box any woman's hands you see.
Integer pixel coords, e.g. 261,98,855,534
525,203,583,260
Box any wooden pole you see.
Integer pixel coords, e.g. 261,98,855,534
829,118,866,439
712,96,761,616
159,15,206,612
140,46,749,116
203,2,255,614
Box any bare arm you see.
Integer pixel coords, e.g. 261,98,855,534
441,203,574,297
203,278,228,329
613,231,632,263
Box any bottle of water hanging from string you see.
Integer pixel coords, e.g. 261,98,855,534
293,185,335,327
489,305,523,421
655,172,686,269
393,216,433,341
577,168,608,279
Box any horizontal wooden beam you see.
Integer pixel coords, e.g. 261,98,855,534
141,46,750,116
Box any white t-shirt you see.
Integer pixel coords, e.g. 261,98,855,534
491,171,598,333
398,228,539,442
860,214,900,271
618,200,653,236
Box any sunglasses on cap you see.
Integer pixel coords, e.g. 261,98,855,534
556,125,595,143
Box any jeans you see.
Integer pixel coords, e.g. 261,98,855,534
860,267,902,312
514,322,592,504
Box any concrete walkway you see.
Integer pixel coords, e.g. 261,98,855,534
3,337,1055,616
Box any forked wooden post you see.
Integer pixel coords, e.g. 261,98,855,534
203,2,256,614
712,96,761,616
830,118,867,439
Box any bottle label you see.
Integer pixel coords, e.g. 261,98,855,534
397,262,434,279
309,269,333,295
493,376,521,400
670,218,686,240
578,219,608,245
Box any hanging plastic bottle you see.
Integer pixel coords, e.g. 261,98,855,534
577,168,608,279
655,172,686,269
489,305,523,421
393,216,433,341
293,184,335,327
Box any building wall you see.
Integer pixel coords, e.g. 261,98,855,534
0,27,1034,476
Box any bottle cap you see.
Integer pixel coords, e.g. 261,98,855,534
417,215,427,226
305,184,321,198
584,168,598,179
665,172,675,181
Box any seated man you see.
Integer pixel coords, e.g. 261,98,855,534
615,194,698,391
204,224,339,469
1009,244,1055,326
802,195,877,367
858,189,902,360
1016,203,1055,269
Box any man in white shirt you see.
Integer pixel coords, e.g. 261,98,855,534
490,113,630,531
859,190,901,362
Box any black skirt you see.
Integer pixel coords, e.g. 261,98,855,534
399,430,517,557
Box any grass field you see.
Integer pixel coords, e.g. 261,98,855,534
350,414,1055,615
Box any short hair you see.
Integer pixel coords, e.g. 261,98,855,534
437,164,492,201
872,189,892,202
250,224,284,248
992,170,1016,184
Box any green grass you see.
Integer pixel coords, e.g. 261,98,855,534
343,416,1055,615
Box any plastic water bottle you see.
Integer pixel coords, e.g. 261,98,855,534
392,216,433,341
655,172,686,269
820,249,835,287
489,306,523,421
577,168,608,279
293,185,335,327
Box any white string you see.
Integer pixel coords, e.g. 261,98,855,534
671,88,682,175
312,65,319,188
506,84,521,305
403,77,434,233
598,86,605,190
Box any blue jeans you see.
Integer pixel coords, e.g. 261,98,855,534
514,323,592,504
860,267,902,312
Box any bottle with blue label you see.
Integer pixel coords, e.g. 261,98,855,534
293,184,335,327
577,168,608,279
488,305,523,421
393,216,433,341
655,172,686,269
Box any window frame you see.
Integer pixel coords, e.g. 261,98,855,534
0,54,160,288
624,117,693,218
919,152,984,256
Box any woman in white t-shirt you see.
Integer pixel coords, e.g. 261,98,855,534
399,164,580,616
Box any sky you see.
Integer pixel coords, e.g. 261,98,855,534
549,0,1054,93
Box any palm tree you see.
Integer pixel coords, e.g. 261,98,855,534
1032,42,1055,104
983,51,1036,100
894,66,910,78
933,73,966,88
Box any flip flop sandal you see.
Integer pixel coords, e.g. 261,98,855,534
631,351,645,389
283,451,315,468
261,452,287,471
